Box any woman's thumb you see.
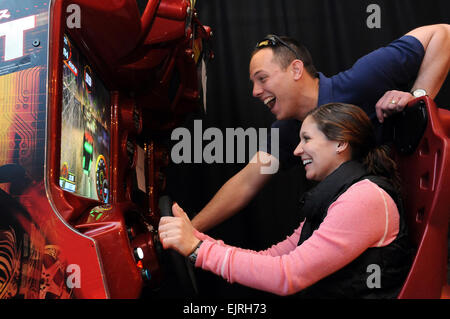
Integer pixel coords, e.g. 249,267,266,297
172,203,186,219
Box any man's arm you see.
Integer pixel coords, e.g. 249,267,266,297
376,24,450,122
191,151,277,232
408,24,450,97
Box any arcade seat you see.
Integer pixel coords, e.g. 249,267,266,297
392,96,450,299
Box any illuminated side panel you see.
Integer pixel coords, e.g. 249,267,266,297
0,67,46,299
0,67,45,180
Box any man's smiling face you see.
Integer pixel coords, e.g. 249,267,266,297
249,48,301,120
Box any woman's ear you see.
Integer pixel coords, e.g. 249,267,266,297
291,59,304,80
336,141,349,154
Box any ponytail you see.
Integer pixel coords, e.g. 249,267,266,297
363,145,401,192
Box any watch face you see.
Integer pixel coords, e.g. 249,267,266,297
413,89,426,97
188,252,197,264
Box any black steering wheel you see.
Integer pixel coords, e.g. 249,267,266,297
157,195,199,297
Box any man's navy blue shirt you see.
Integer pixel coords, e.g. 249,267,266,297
266,35,425,170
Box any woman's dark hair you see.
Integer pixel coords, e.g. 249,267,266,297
306,103,401,191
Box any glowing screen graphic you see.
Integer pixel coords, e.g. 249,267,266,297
59,34,111,203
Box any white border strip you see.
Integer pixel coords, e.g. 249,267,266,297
221,248,232,278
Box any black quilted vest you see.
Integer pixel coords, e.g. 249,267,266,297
294,161,413,299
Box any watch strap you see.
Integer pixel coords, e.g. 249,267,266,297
187,240,203,265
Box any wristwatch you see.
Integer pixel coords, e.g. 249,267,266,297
411,88,427,98
187,241,203,265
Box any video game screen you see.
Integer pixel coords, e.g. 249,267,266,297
59,34,111,203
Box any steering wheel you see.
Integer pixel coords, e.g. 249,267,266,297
158,195,199,297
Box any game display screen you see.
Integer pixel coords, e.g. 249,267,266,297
59,34,111,203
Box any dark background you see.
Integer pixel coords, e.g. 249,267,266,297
165,0,450,298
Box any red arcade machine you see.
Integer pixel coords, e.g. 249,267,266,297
0,0,211,299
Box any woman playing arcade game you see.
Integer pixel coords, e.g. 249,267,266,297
158,103,412,298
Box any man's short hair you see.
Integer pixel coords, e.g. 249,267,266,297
253,35,318,78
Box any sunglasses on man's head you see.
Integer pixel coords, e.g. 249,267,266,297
255,34,300,59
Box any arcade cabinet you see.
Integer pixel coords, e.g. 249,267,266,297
0,0,211,298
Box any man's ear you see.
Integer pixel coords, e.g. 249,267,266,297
291,59,304,80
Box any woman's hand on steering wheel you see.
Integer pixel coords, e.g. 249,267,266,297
158,203,200,256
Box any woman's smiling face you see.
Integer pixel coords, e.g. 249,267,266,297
294,115,348,181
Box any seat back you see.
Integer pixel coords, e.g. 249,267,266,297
393,96,450,298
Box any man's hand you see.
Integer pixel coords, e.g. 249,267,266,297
158,203,200,256
375,90,414,123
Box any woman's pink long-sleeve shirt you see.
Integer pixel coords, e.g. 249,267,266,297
194,179,400,296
